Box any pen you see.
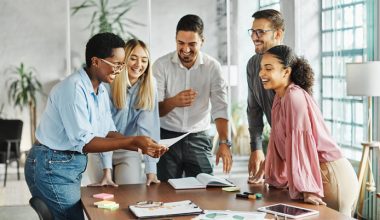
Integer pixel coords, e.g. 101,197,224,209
236,193,256,199
243,192,263,199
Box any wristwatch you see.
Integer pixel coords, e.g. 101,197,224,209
219,139,232,148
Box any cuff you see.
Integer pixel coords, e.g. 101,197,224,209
143,155,158,174
99,151,113,169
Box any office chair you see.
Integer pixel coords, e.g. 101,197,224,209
0,119,23,187
29,196,53,220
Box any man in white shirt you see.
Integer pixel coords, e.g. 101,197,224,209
153,14,232,181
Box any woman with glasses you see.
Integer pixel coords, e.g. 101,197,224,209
87,39,161,186
260,45,358,216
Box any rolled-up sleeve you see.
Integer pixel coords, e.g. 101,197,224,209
152,61,166,102
137,83,160,174
210,62,228,121
98,91,117,169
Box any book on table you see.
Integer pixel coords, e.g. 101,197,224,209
168,173,235,189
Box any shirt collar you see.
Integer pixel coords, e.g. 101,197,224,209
128,79,141,94
171,51,204,70
78,68,105,95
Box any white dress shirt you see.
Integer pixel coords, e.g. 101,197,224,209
153,51,228,133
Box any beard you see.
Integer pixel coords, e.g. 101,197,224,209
254,41,267,54
178,51,196,64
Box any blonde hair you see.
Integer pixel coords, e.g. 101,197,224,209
111,39,155,111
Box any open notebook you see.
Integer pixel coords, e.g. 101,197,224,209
168,173,235,189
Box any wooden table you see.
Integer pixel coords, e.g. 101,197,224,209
81,178,351,220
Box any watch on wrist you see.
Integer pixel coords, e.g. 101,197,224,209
219,139,232,148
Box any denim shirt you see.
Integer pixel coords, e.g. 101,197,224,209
36,68,116,168
102,79,160,173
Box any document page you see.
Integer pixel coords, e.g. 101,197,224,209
196,173,235,187
159,132,191,147
168,177,206,189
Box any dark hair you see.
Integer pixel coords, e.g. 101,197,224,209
265,45,314,94
85,32,125,68
176,14,204,39
252,9,285,31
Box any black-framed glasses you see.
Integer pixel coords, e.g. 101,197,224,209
135,201,163,208
248,29,274,38
100,58,125,73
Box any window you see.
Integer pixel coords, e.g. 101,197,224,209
321,0,367,159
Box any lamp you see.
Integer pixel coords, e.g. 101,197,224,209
346,61,380,218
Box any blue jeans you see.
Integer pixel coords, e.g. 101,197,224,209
24,144,87,220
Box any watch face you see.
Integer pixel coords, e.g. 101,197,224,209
219,140,232,147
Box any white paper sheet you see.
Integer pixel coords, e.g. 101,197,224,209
159,132,191,147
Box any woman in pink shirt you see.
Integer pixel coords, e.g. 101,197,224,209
260,45,358,216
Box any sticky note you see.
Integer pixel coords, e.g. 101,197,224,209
93,193,114,200
94,200,116,206
222,186,240,192
98,203,119,210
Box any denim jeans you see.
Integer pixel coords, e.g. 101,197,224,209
25,144,87,220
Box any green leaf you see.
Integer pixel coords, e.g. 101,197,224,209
7,63,42,109
72,0,145,39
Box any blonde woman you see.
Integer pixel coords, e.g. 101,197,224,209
88,39,160,186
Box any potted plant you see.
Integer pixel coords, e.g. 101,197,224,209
71,0,144,39
7,63,42,144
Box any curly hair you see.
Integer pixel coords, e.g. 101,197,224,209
265,45,314,94
85,32,125,68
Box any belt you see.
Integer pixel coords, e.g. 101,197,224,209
34,140,81,154
160,128,207,137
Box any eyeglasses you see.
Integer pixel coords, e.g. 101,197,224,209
248,29,274,38
100,58,125,73
135,201,163,208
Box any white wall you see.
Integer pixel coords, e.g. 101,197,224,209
234,0,259,103
0,0,67,151
0,0,329,153
0,0,221,152
150,0,218,61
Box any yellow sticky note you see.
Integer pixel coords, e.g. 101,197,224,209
94,200,116,206
98,203,119,210
222,186,240,192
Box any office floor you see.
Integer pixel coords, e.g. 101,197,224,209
0,156,249,220
0,163,38,220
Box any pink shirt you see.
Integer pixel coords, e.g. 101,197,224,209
264,84,343,199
